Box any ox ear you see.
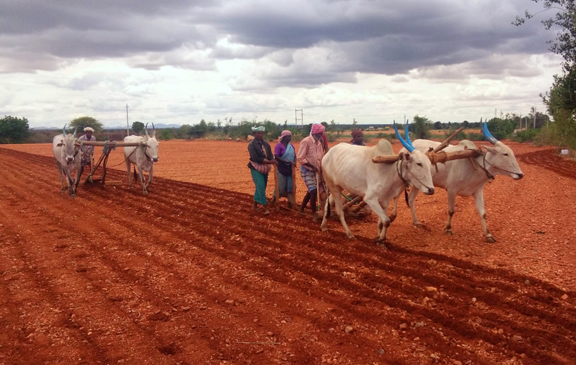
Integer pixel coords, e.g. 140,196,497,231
483,145,497,154
402,152,411,161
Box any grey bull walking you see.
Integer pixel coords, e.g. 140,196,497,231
123,123,159,195
321,122,435,243
396,119,524,243
52,124,82,198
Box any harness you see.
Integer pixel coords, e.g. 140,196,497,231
396,156,410,187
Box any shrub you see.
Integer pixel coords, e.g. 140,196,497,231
513,129,540,143
467,133,485,141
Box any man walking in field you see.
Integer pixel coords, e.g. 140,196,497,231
298,123,326,221
78,127,96,176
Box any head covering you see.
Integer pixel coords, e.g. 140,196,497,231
251,126,265,132
278,130,292,143
84,127,95,133
351,128,363,138
310,123,325,135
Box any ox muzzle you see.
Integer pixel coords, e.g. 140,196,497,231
423,187,435,195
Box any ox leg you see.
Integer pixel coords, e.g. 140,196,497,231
389,195,399,224
64,169,75,198
146,165,154,188
126,161,133,188
138,166,148,195
444,191,456,235
322,186,354,239
407,188,423,227
473,190,496,243
365,194,391,243
56,162,65,193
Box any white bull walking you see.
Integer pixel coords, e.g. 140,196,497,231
123,123,159,195
397,120,523,242
321,122,435,243
52,124,82,198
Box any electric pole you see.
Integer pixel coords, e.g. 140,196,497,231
126,104,130,136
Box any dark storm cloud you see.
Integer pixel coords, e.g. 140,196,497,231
0,0,556,86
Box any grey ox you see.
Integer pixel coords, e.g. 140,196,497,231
395,120,523,243
321,122,435,243
52,124,82,198
123,123,159,195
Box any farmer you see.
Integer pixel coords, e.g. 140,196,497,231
78,127,96,176
271,130,297,209
247,126,277,215
297,123,326,221
350,128,366,146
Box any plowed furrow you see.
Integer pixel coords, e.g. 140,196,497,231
2,147,576,364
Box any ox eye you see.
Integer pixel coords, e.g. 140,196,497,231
503,153,509,156
417,163,423,167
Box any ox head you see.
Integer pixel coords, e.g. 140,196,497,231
60,123,78,163
394,121,435,195
481,119,523,180
143,122,159,163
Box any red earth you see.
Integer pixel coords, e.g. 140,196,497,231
0,140,575,365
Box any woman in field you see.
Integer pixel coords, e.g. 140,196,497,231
270,130,296,209
247,126,277,215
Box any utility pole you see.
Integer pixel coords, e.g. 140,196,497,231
126,104,130,136
533,107,536,129
295,109,303,128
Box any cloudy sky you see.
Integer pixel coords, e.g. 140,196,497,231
0,0,563,129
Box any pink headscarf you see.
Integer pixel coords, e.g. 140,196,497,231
278,129,292,143
311,123,325,135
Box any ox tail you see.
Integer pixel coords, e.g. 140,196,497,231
404,188,410,207
324,194,331,218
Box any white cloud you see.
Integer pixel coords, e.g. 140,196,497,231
0,0,565,128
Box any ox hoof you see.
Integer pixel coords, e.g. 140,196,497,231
346,233,356,240
321,226,328,233
485,236,496,244
444,229,453,235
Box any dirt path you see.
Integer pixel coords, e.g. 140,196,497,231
0,147,575,364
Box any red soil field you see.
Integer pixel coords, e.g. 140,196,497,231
1,139,575,364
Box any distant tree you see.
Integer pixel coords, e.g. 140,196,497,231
412,115,432,139
462,120,470,128
487,118,516,140
433,121,443,130
132,121,145,135
0,115,30,144
70,116,103,133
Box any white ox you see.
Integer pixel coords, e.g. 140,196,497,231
321,123,435,243
52,125,82,198
396,121,523,242
123,123,159,195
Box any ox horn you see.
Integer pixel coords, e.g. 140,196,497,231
62,123,67,137
72,127,77,138
394,121,414,153
152,122,156,138
145,122,150,138
404,119,413,146
481,118,497,145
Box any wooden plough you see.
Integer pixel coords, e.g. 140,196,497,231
77,140,145,185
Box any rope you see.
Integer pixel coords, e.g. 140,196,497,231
341,192,354,201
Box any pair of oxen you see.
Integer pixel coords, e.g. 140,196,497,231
321,121,523,243
52,124,159,197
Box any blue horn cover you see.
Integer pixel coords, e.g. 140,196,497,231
481,118,497,145
394,121,414,152
404,120,413,146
